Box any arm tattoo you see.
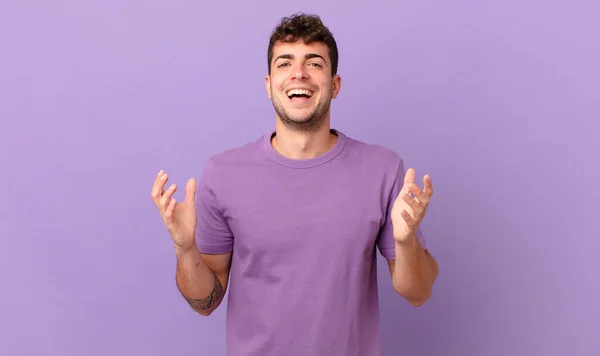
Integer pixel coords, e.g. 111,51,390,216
181,272,224,311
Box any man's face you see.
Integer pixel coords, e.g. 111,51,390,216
265,41,341,132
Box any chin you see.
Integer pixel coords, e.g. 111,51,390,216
283,108,317,122
280,115,324,132
273,100,329,132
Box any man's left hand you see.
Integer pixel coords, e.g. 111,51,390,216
391,168,434,243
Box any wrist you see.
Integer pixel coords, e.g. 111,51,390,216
174,242,198,258
395,234,418,247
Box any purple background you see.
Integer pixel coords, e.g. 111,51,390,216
1,1,598,355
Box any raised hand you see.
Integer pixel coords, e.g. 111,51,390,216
151,170,198,252
391,168,434,243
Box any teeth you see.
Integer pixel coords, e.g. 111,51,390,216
286,89,313,97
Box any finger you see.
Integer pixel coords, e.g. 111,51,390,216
404,168,416,184
185,178,197,206
150,170,165,200
401,192,424,214
414,175,433,207
400,167,415,194
401,209,417,228
423,174,434,197
406,182,427,205
151,171,168,203
160,184,177,210
164,198,176,226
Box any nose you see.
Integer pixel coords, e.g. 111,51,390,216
292,64,309,79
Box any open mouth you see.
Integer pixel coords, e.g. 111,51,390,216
286,89,313,103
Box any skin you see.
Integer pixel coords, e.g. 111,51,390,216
151,39,438,317
389,168,439,306
151,172,230,316
265,40,341,160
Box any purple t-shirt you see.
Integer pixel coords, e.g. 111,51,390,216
195,129,426,356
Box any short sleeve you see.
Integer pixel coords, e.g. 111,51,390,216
194,159,234,254
376,158,427,259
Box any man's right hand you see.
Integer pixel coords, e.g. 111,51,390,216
151,170,198,253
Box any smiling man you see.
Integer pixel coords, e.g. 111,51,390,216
151,12,439,356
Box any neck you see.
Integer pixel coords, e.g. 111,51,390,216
271,118,337,160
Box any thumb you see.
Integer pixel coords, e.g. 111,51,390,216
404,168,416,183
185,178,197,205
402,168,416,191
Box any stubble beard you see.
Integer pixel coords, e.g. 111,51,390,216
271,91,332,133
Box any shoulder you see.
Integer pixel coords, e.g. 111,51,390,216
196,134,267,193
342,133,404,171
201,135,264,175
338,133,407,195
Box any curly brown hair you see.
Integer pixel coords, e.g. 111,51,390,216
267,12,339,75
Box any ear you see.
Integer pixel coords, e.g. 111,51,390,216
331,74,342,99
265,74,272,99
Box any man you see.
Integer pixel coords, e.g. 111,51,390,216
151,12,439,356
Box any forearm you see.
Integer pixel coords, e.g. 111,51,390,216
175,245,225,316
392,236,438,306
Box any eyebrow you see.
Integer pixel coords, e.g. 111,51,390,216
274,53,326,63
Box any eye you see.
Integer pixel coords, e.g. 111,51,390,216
277,63,290,68
308,62,322,67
